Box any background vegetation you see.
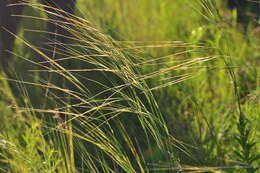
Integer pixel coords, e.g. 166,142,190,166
0,0,259,172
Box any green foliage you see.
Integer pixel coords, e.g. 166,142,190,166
234,112,259,173
0,0,259,172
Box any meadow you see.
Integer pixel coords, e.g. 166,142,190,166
0,0,259,172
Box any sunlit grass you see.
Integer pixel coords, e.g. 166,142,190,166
0,0,259,172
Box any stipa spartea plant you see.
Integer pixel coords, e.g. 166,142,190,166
1,1,218,172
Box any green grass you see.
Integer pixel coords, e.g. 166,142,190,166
0,0,259,172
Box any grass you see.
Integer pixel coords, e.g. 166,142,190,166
0,0,259,172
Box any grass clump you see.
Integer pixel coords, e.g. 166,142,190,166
0,0,259,172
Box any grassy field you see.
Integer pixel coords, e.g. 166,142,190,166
0,0,259,172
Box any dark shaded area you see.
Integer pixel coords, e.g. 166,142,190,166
0,0,24,72
227,0,260,27
0,0,76,73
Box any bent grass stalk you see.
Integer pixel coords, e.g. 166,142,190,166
1,2,220,173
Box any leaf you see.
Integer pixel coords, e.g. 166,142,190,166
249,154,260,163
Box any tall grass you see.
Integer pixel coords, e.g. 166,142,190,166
0,2,210,172
0,0,259,172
